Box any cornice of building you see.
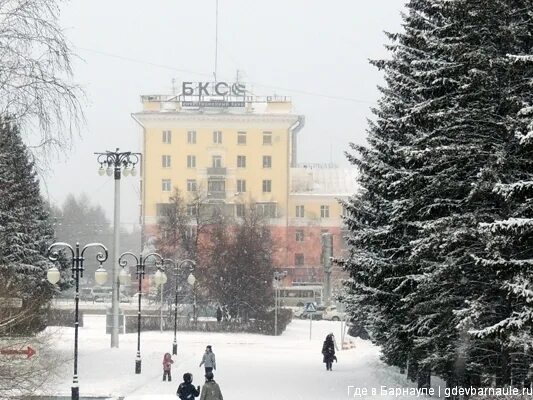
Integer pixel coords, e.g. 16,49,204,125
132,111,301,125
289,193,352,198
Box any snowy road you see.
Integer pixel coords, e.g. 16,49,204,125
39,315,437,399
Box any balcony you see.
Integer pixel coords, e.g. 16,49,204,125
207,167,227,175
207,191,226,200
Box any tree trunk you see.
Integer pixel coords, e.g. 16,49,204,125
417,368,431,389
407,359,418,382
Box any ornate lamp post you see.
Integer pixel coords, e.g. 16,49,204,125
118,251,163,374
95,148,141,349
161,259,196,355
273,271,287,336
189,273,197,327
153,266,168,333
47,242,109,400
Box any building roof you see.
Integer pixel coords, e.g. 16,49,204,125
290,165,358,196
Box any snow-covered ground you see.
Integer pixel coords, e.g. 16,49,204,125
38,315,440,399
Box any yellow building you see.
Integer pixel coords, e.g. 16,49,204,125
132,82,357,283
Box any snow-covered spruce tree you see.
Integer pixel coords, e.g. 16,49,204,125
464,49,533,385
0,118,56,334
404,0,533,387
342,0,532,388
340,0,438,382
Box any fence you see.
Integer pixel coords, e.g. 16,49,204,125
124,308,293,335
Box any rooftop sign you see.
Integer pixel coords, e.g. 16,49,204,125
181,81,246,108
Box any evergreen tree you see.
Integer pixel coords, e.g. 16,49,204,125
342,0,533,387
466,44,533,385
340,0,439,381
404,0,533,386
0,118,57,333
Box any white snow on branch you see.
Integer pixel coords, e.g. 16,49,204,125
480,218,533,233
493,181,533,198
507,54,533,63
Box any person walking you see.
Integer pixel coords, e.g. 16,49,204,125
177,372,200,400
322,333,338,371
199,345,216,374
216,306,223,323
163,352,174,381
199,371,223,400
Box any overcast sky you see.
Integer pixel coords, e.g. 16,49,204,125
42,0,406,229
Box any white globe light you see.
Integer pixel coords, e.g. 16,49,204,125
98,166,105,176
122,167,130,177
106,166,113,176
119,268,131,285
47,266,61,284
94,266,108,285
187,273,196,286
154,269,163,286
131,167,137,177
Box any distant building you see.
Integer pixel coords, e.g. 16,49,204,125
132,82,357,285
285,164,357,284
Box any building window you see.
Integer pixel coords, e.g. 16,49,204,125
162,155,171,168
262,180,272,193
295,229,304,242
187,204,197,216
187,130,196,144
187,179,197,192
256,203,277,218
187,155,196,168
263,155,272,168
212,155,222,168
236,179,246,193
296,205,305,218
162,179,171,192
237,131,247,145
263,131,272,145
162,130,172,144
236,203,245,218
208,179,225,192
295,253,304,266
213,130,222,144
237,155,246,168
320,205,330,218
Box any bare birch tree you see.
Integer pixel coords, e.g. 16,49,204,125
0,0,83,152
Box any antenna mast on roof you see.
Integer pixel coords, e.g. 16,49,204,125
214,0,219,83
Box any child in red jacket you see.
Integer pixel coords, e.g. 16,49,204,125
163,352,174,381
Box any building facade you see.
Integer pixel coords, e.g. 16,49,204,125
132,83,356,285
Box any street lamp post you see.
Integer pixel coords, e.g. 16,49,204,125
95,148,141,349
273,271,287,336
158,271,167,333
162,259,196,355
118,251,163,374
47,242,109,400
190,274,197,328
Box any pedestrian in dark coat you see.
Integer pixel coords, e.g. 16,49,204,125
177,372,200,400
163,352,174,381
216,306,223,323
200,371,223,400
322,333,338,371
